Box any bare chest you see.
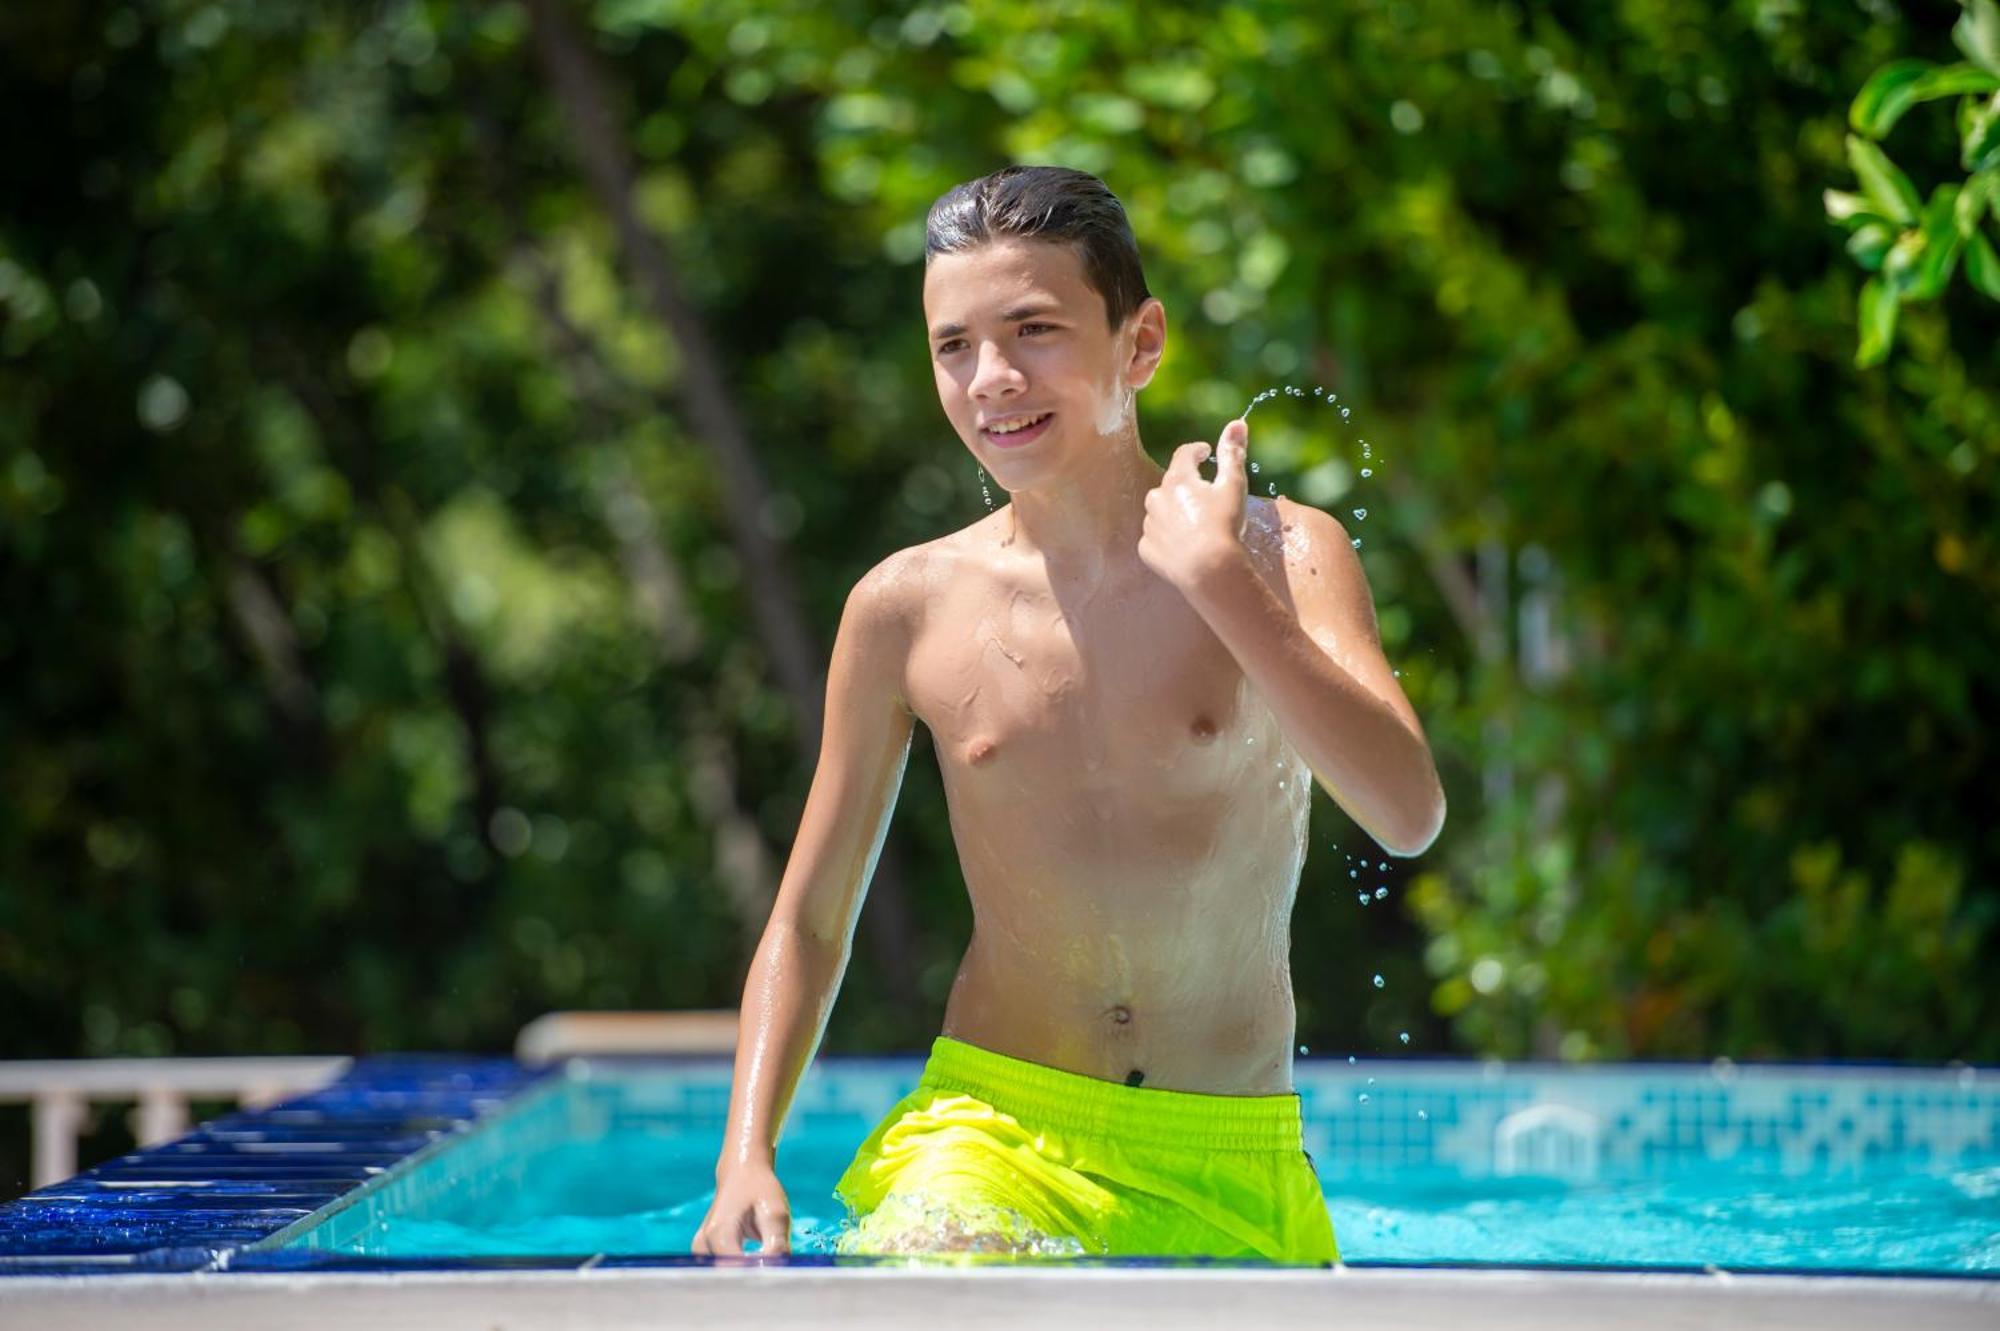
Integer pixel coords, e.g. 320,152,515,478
905,571,1264,790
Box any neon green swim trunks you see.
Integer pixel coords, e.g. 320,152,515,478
832,1036,1339,1263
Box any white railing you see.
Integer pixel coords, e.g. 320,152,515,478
0,1057,350,1190
2,1013,740,1194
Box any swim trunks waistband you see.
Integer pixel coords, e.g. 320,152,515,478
915,1036,1304,1153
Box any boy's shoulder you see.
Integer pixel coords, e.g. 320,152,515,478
852,508,1001,609
846,522,977,635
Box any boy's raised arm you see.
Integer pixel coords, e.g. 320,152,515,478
693,553,918,1255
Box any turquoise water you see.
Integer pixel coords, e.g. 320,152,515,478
279,1058,2000,1274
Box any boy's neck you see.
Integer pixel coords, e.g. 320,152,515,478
997,423,1166,589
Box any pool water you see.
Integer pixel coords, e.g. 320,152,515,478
269,1056,2000,1275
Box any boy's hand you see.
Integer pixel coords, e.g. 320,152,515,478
1138,417,1251,593
692,1160,793,1256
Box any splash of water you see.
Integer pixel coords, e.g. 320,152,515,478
1237,382,1386,519
831,1191,1093,1258
1231,387,1414,1080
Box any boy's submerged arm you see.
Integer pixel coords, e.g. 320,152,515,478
716,552,918,1172
1182,500,1445,856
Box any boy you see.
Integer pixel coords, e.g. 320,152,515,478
692,165,1445,1263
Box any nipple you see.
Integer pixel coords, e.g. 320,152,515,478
965,737,998,765
1190,715,1218,741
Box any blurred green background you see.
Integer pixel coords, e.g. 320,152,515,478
2,0,1995,1197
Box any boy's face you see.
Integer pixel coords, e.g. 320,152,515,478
924,237,1162,485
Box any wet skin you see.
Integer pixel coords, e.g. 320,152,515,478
893,496,1315,1094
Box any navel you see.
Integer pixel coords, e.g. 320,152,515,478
1108,1004,1132,1025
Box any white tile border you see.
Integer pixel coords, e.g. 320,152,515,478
0,1264,1994,1330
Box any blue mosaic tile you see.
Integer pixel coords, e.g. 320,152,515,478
0,1055,550,1272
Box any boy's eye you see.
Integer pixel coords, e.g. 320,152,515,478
935,324,1055,356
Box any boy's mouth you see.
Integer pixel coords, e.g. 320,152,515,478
981,411,1054,448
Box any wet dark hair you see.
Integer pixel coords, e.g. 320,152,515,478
924,165,1153,332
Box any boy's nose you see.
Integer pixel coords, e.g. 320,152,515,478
970,344,1026,400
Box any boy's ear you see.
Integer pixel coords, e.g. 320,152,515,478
1124,297,1167,391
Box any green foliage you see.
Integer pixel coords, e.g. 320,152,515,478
1829,0,2000,366
0,0,1995,1164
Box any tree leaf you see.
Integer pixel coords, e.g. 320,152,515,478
1955,0,2000,77
1846,221,1896,271
1846,134,1922,224
1850,59,1938,137
1956,170,1997,236
1964,228,2000,300
1882,228,1928,295
1961,90,2000,173
1855,276,1898,367
1865,59,1999,143
1904,64,2000,114
1907,185,1965,301
1822,188,1887,228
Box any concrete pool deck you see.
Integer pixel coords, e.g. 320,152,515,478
1,1264,1995,1330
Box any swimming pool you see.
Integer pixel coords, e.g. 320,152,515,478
258,1054,1999,1273
3,1052,1996,1330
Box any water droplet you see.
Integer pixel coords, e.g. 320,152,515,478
1417,1109,1428,1121
1374,887,1387,900
1312,387,1323,396
1339,407,1350,419
1357,892,1369,904
1360,468,1372,478
1352,508,1367,521
1367,1076,1375,1086
1399,1031,1410,1044
1372,974,1385,988
1358,1092,1370,1104
1349,869,1358,878
1393,669,1401,677
1268,482,1276,494
1378,861,1388,870
1298,1044,1309,1055
1351,537,1362,548
1347,1055,1357,1065
1249,461,1260,473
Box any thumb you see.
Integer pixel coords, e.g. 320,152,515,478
1213,417,1248,487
